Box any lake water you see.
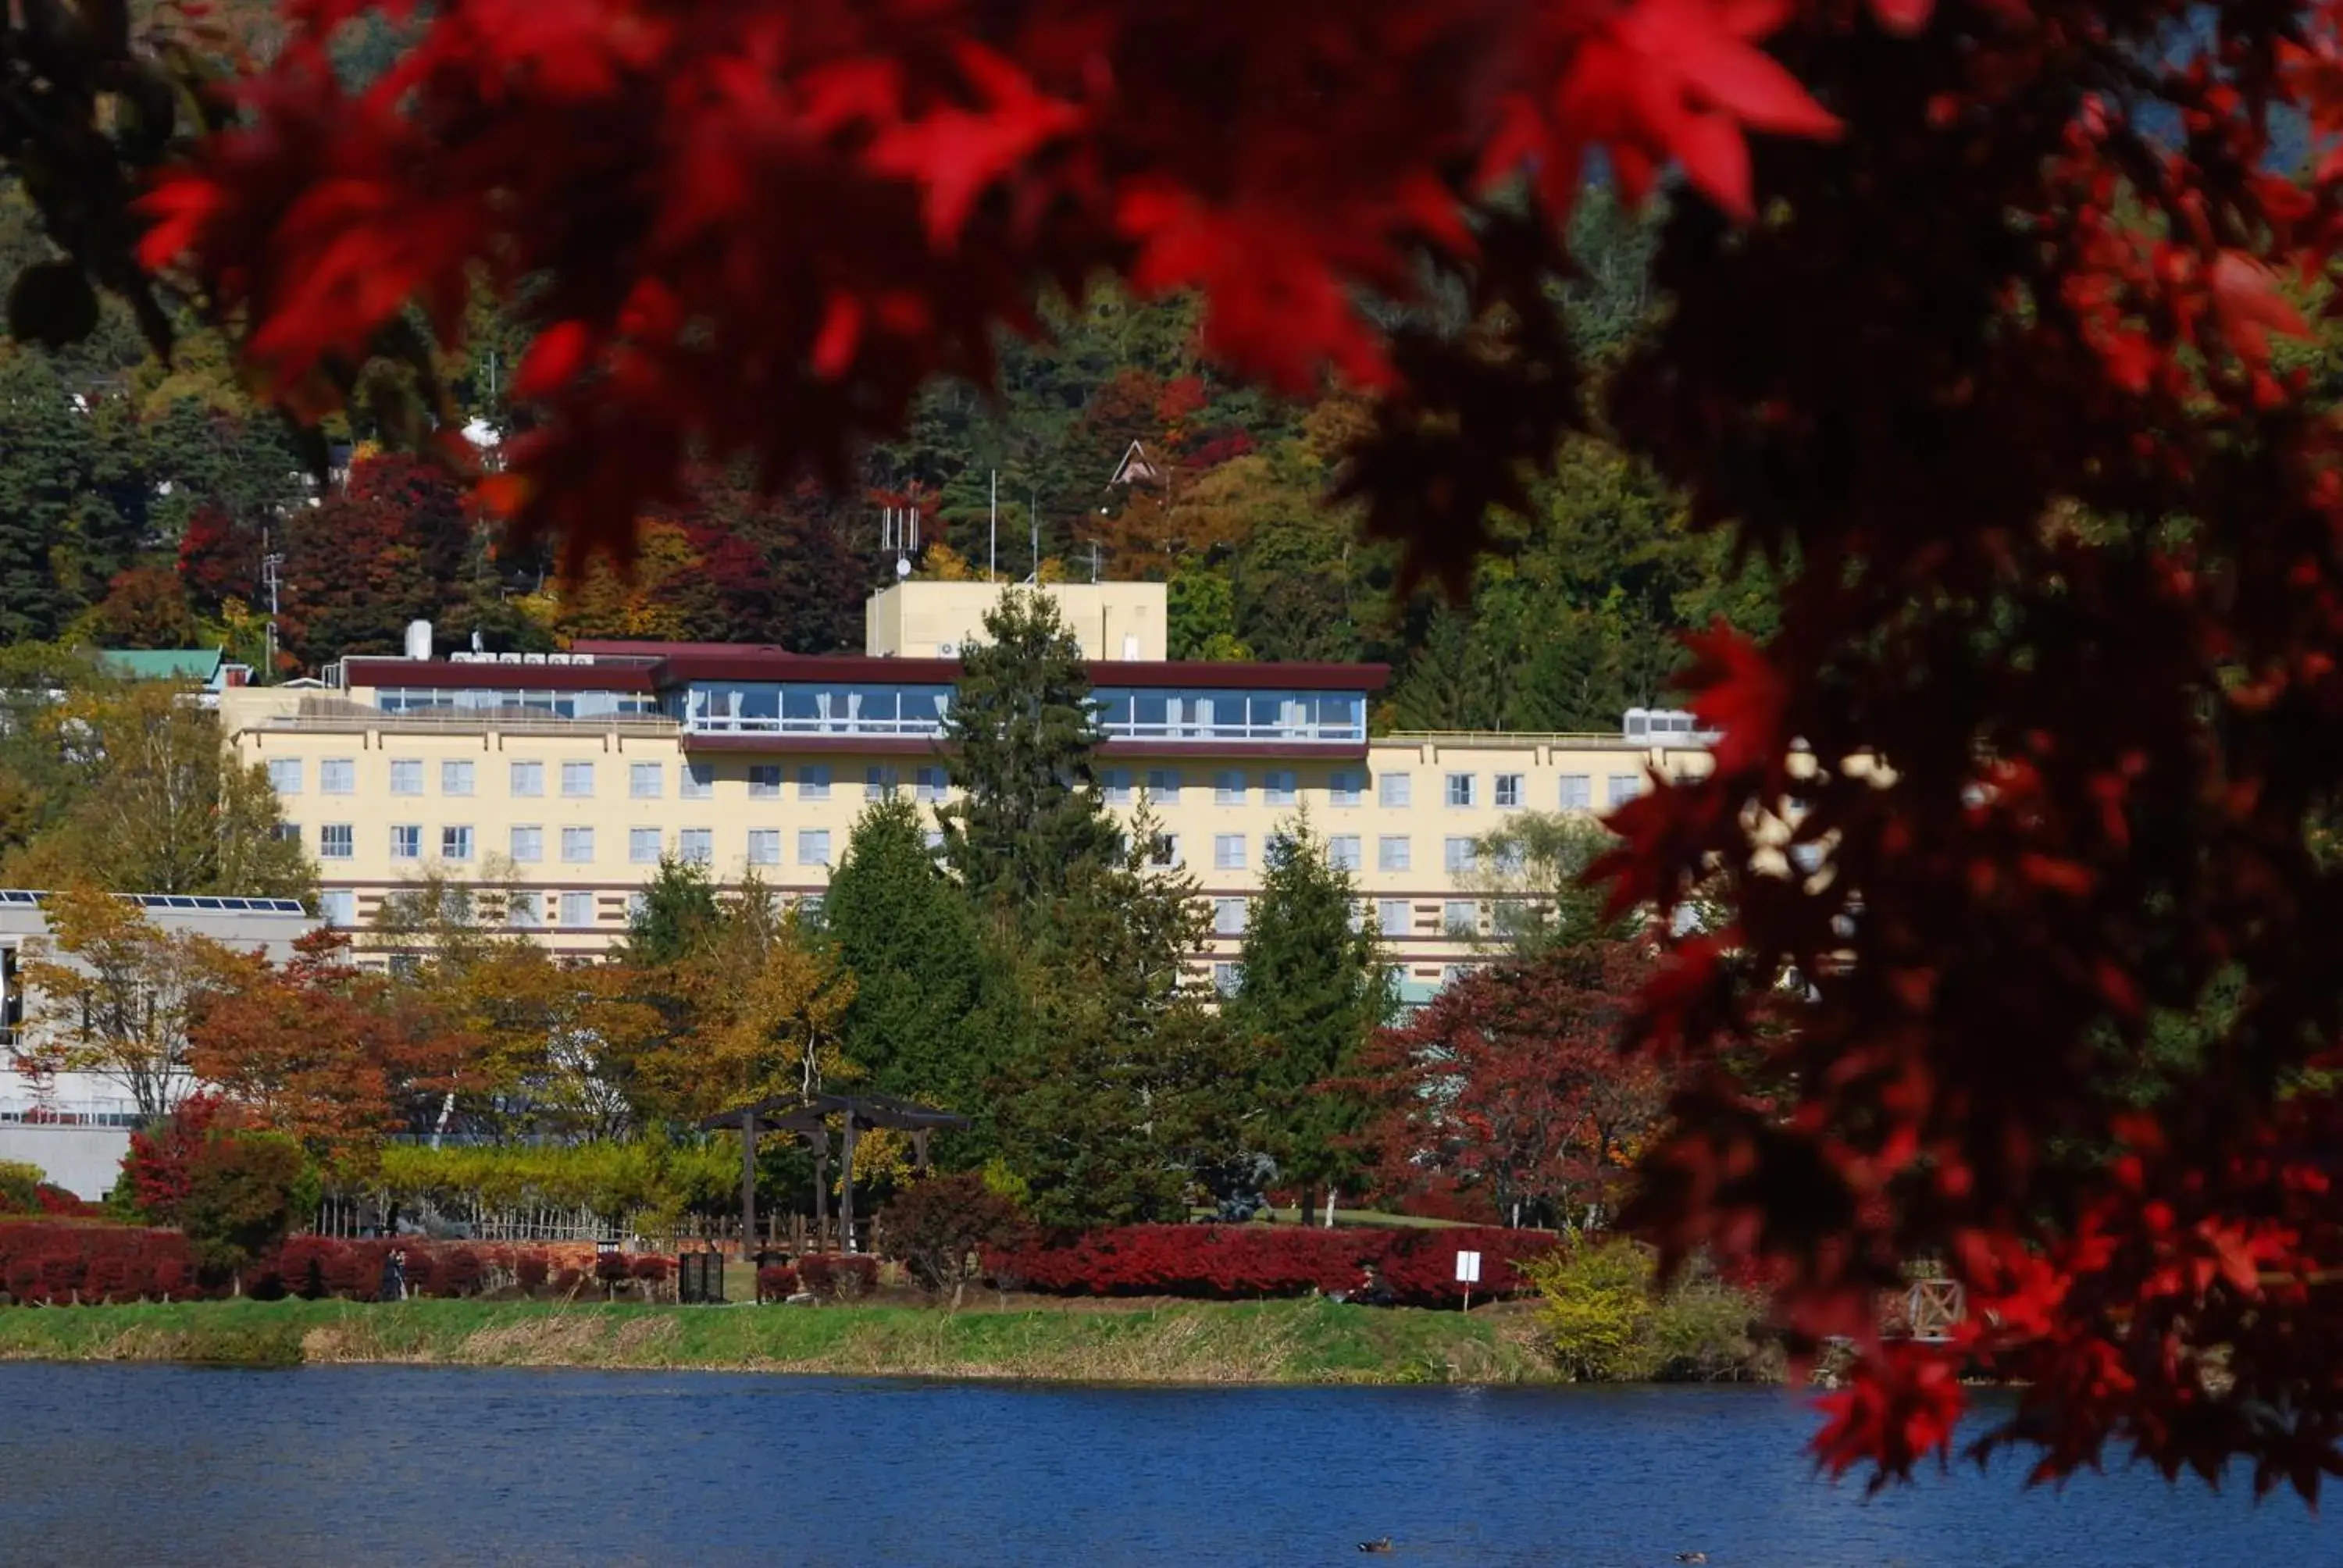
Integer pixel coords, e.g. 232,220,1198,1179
0,1366,2323,1566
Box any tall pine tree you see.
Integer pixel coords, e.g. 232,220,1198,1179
1225,817,1393,1221
936,588,1120,908
822,794,994,1112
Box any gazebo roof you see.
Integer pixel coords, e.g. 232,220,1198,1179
696,1089,970,1135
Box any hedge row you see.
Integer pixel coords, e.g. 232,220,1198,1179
980,1224,1559,1308
0,1223,673,1305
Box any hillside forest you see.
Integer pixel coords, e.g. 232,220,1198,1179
0,178,1774,736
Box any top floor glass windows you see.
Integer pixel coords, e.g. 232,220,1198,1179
1089,690,1365,744
672,683,953,738
373,687,658,720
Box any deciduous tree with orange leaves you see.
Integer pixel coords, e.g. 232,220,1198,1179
97,0,2343,1499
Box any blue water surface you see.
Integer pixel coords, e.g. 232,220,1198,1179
0,1366,2325,1566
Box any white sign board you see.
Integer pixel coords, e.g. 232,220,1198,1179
1455,1249,1483,1285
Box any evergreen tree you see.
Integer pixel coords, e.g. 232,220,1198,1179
936,588,1121,908
1225,817,1393,1217
619,855,724,968
822,794,993,1109
991,804,1255,1228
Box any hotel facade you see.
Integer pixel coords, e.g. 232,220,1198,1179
218,582,1714,995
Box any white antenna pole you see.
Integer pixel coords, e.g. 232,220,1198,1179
989,471,997,583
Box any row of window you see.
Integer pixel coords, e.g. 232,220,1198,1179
1142,831,1514,875
268,757,1646,811
319,887,825,932
307,823,844,867
271,757,954,804
1204,896,1515,939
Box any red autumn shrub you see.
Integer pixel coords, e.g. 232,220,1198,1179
400,1250,437,1294
979,1224,1557,1307
554,1267,583,1295
34,1185,98,1219
37,1250,84,1304
797,1253,877,1301
756,1263,798,1303
982,1224,1385,1300
629,1254,671,1283
118,1093,237,1224
594,1251,631,1285
516,1253,551,1292
1375,1227,1551,1308
437,1247,485,1298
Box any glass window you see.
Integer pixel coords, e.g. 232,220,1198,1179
320,757,355,795
748,765,782,798
1214,834,1246,871
1101,768,1132,806
390,825,421,860
1443,900,1479,936
269,822,301,845
561,826,594,864
1147,768,1182,804
510,760,544,797
1607,773,1642,807
1328,836,1362,872
626,891,650,921
1214,769,1246,806
266,758,301,794
320,889,355,926
629,763,663,799
679,828,713,865
1213,897,1248,936
924,829,945,852
558,891,593,928
1560,774,1592,811
1213,962,1242,997
390,758,423,796
319,824,355,861
800,764,831,801
1444,836,1476,874
798,829,832,865
441,760,475,796
1330,770,1364,807
629,827,662,864
1445,773,1475,808
1378,900,1411,938
865,765,899,800
440,825,474,861
1495,774,1522,809
510,825,544,864
1378,772,1411,808
915,765,949,802
1264,770,1297,807
747,829,781,866
508,891,541,929
561,761,595,798
681,762,715,800
1149,832,1181,868
1378,836,1410,872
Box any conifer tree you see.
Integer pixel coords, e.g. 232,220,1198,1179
822,794,993,1110
936,588,1120,909
1225,817,1393,1220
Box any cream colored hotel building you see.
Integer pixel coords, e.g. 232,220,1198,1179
218,582,1714,998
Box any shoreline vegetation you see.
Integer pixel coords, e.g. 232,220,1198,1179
0,1296,1784,1387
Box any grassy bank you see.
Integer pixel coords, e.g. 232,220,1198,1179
0,1296,1571,1384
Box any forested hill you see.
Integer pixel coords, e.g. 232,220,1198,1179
0,172,1773,734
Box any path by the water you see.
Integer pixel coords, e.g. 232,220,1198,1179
0,1366,2319,1566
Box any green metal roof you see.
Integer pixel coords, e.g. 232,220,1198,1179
95,647,226,682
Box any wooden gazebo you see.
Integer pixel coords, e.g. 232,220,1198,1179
697,1091,970,1254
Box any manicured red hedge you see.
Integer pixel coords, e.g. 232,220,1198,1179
981,1224,1561,1308
797,1253,878,1300
0,1224,590,1305
756,1263,798,1303
0,1221,199,1305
